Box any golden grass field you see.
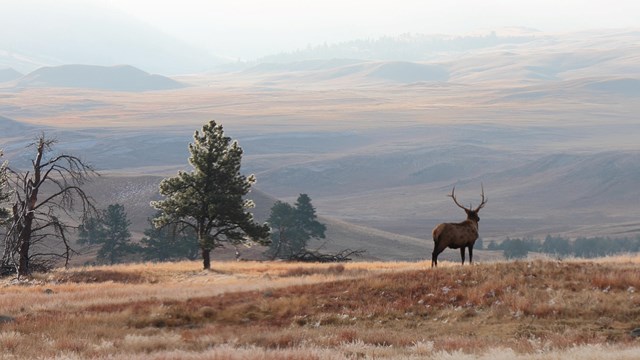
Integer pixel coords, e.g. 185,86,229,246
2,257,640,359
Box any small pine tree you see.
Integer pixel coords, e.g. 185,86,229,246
502,238,529,260
77,216,104,245
267,194,326,259
79,204,137,264
541,235,571,258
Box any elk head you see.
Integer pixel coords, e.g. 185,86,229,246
448,184,487,223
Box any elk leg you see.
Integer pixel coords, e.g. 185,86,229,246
432,243,446,267
469,245,473,264
460,247,466,265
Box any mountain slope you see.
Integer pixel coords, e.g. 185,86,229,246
0,68,22,82
0,115,37,137
16,64,185,91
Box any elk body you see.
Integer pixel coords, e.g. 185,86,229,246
432,186,487,267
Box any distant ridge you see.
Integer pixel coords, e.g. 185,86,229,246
0,68,22,82
0,115,34,136
243,59,450,85
367,61,449,83
583,78,640,96
17,64,185,92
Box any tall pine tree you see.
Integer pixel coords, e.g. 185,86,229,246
151,120,269,269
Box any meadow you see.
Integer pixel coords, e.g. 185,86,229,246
2,257,640,359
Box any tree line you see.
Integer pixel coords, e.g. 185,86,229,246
0,121,328,277
486,235,640,259
75,192,328,266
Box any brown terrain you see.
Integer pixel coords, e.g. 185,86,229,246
1,30,639,261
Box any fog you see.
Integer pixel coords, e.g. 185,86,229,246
107,0,640,59
3,0,640,62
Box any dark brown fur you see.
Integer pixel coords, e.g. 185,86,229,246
431,186,486,267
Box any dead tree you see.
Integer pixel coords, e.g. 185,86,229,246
1,135,96,277
288,249,365,262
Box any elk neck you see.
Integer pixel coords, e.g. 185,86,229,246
462,218,479,231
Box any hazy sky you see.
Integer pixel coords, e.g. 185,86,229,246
99,0,640,59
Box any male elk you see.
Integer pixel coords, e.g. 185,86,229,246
431,185,487,267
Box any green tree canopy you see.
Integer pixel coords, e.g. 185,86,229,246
151,120,269,269
267,193,326,259
140,215,199,261
542,235,572,258
502,238,529,260
78,204,136,264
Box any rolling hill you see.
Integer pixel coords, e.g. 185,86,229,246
0,68,22,82
0,115,34,136
1,29,639,259
15,64,185,92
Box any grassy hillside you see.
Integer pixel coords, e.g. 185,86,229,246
1,258,640,359
82,174,489,262
1,30,639,252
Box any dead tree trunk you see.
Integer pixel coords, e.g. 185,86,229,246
3,135,96,277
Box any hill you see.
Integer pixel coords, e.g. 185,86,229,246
1,29,639,252
1,258,640,358
0,115,35,136
15,64,185,92
0,68,22,82
242,59,451,86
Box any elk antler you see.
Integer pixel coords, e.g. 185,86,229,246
448,186,469,210
448,185,488,212
473,183,488,212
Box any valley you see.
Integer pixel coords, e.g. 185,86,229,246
1,30,640,261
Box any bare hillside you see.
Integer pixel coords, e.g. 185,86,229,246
1,29,639,250
15,64,185,92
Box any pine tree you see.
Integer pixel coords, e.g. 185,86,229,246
140,215,199,261
151,120,269,269
267,194,326,259
96,204,134,264
267,201,300,258
77,216,104,245
79,204,136,264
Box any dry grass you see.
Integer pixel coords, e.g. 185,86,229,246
1,257,640,359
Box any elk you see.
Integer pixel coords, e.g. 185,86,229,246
431,185,487,267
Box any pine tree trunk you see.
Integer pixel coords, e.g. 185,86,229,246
202,247,211,270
